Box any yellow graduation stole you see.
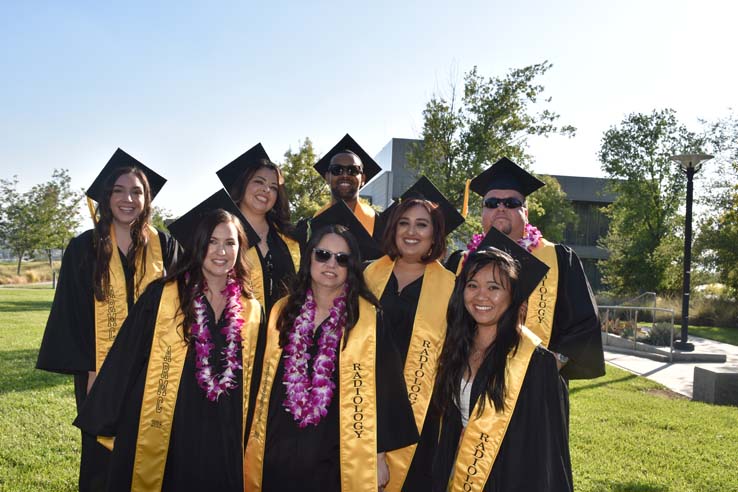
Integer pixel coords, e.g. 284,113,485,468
525,239,559,348
363,256,455,492
94,225,163,451
314,199,376,235
447,326,541,492
130,281,261,492
244,297,379,492
94,224,164,372
246,233,301,308
454,237,559,348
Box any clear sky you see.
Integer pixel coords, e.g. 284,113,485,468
2,0,736,217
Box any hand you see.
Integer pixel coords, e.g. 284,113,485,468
86,371,97,394
377,452,389,491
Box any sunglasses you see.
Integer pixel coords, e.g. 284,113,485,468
313,248,351,267
328,164,363,177
483,197,524,209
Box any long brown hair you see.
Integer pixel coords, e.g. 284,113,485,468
164,209,253,340
229,159,293,236
93,167,153,301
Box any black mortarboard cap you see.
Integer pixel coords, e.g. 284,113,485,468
86,148,167,203
216,143,279,196
469,157,545,197
313,133,382,184
309,201,382,261
374,176,465,241
475,226,549,301
168,189,259,251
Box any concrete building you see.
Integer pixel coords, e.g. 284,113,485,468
361,138,615,290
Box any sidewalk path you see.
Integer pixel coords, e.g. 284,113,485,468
604,335,738,398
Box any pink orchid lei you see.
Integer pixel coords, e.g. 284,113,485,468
282,283,348,428
463,223,543,267
191,275,244,402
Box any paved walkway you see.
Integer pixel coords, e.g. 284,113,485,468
604,335,738,398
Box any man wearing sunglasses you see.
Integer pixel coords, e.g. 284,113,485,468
446,157,605,382
311,134,382,236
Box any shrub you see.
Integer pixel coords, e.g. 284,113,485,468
645,322,674,346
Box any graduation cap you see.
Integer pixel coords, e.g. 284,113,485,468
474,227,549,301
308,201,382,261
168,189,260,251
86,148,167,203
469,157,545,198
373,176,465,241
216,143,279,196
313,134,382,184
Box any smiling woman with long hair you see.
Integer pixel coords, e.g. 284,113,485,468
36,149,178,491
74,203,264,492
244,224,418,492
431,248,572,492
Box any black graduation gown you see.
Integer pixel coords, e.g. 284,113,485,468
255,228,297,316
74,281,264,492
431,347,572,492
35,229,177,492
260,311,419,492
445,244,605,380
379,273,438,492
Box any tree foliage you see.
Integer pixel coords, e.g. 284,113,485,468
280,138,330,221
0,170,82,274
406,61,577,243
598,109,703,295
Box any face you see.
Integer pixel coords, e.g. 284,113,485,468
310,233,350,293
463,264,512,330
109,172,146,227
202,221,239,281
394,205,434,262
240,167,279,217
481,189,528,240
327,153,364,202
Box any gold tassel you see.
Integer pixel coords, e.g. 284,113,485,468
461,179,471,218
86,197,99,226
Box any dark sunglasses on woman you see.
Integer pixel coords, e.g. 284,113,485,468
483,197,524,209
328,164,363,177
313,248,351,267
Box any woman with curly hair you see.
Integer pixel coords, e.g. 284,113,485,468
432,247,572,492
37,149,177,491
74,196,264,492
216,143,300,315
244,223,417,492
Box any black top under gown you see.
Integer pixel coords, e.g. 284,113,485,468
260,311,419,492
445,243,605,380
74,282,264,492
431,347,572,492
379,273,439,492
36,229,178,389
255,228,296,316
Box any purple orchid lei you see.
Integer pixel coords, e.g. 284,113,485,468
191,274,244,402
282,283,348,428
463,223,543,267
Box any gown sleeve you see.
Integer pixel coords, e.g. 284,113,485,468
549,245,606,380
157,229,181,273
444,250,463,274
376,311,419,453
73,282,164,437
36,231,96,374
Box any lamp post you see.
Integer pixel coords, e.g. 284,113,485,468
670,153,713,351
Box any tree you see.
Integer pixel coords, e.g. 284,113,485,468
280,138,330,221
528,175,578,243
694,113,738,295
151,205,174,232
598,109,703,295
0,177,40,274
406,61,577,243
30,169,83,268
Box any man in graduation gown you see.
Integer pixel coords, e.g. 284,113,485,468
311,133,382,236
445,158,605,380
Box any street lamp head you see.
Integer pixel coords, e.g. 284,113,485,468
670,153,714,173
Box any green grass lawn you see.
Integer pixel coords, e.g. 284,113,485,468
687,325,738,346
1,287,738,491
